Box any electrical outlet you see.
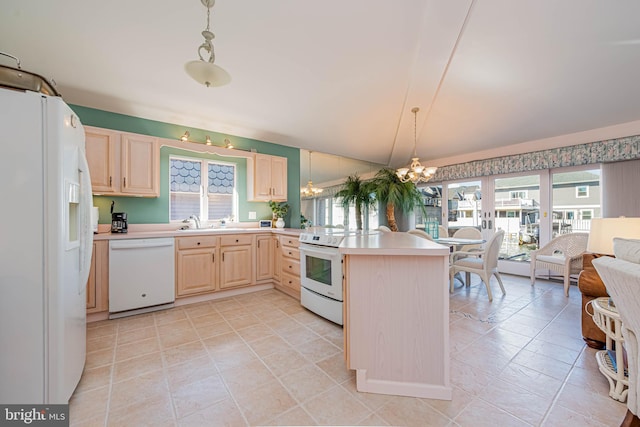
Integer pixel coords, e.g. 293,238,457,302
248,211,257,219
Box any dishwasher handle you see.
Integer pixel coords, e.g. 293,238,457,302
110,239,174,250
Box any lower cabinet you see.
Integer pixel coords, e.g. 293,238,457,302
273,235,282,283
220,235,254,290
256,234,274,282
276,234,301,299
87,240,109,313
175,236,219,297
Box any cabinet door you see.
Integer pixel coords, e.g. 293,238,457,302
87,240,109,313
85,128,118,194
253,154,274,201
176,248,218,296
273,236,282,283
256,235,273,281
121,133,159,197
270,156,287,201
220,246,253,289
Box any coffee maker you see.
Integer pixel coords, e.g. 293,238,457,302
110,201,128,233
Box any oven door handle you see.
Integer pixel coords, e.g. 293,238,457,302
299,243,341,257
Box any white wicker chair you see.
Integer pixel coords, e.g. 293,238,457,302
529,232,589,296
438,225,448,239
450,230,505,301
377,225,391,232
408,229,433,240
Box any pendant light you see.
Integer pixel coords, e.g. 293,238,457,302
185,0,231,87
396,107,437,184
301,151,323,197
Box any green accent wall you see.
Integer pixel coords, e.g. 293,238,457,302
70,105,301,228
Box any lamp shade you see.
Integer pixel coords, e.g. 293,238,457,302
587,217,640,255
185,61,231,87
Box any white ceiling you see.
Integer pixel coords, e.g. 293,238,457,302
2,0,640,173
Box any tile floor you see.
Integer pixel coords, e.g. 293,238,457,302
72,275,627,426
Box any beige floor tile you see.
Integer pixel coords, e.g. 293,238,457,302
193,320,233,339
162,340,209,367
376,397,450,427
112,351,163,383
316,352,354,383
69,385,110,423
109,369,169,411
221,358,277,395
171,374,230,419
117,313,155,332
296,338,341,363
117,325,157,345
86,334,116,353
177,397,247,427
84,347,114,369
235,323,274,342
303,385,371,426
268,406,317,426
165,355,218,391
115,336,160,362
280,364,337,403
249,334,292,358
74,284,624,427
232,378,297,425
454,398,529,427
262,349,313,377
74,364,112,394
107,392,176,427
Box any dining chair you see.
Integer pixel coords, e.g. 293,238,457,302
408,229,433,240
452,227,483,254
377,225,391,232
449,230,506,301
438,225,448,239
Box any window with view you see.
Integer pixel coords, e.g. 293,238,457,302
169,156,236,222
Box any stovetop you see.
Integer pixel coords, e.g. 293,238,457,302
299,228,378,247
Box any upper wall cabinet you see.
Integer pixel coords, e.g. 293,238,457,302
85,126,160,197
247,153,288,201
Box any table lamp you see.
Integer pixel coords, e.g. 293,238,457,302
587,217,640,255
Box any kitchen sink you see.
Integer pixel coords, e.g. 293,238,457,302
177,228,244,232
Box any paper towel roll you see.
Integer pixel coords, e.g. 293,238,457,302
91,206,99,233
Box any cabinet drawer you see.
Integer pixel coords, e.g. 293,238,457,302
220,234,253,246
176,236,218,250
280,236,300,248
281,246,300,260
282,259,300,276
281,270,301,291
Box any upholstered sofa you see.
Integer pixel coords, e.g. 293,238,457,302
578,253,610,349
593,238,640,427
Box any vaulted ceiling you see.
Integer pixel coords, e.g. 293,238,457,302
2,0,640,172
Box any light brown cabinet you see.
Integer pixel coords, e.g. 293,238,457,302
276,234,301,299
175,236,219,297
255,234,274,282
86,240,109,313
85,126,160,197
272,235,282,283
247,153,287,201
220,235,254,290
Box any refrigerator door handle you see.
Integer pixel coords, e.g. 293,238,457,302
78,150,94,294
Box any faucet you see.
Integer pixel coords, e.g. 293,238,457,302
189,215,201,229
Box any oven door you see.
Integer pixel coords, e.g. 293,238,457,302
299,243,343,301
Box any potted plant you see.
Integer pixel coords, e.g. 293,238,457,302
371,168,426,232
335,174,377,230
268,200,290,228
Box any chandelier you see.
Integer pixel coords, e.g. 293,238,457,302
185,0,231,87
396,107,437,184
301,151,323,197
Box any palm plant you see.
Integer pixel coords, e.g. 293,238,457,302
372,168,426,232
334,174,377,230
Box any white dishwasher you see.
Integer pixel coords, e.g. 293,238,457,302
109,238,175,318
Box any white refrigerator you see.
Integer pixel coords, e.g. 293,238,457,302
0,87,93,403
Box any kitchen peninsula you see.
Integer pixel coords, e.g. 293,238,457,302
340,232,452,400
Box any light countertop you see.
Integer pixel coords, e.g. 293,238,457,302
93,224,301,241
339,232,450,256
